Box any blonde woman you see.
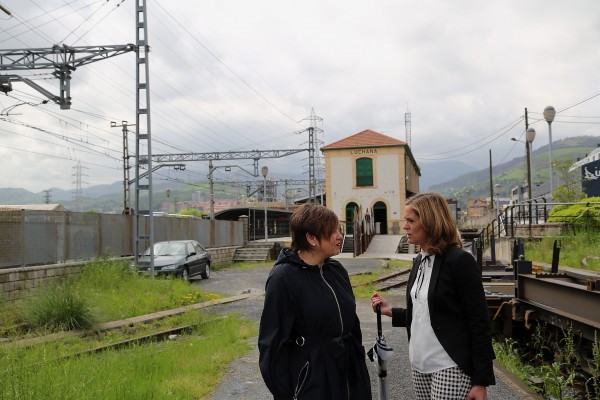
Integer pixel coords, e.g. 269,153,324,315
372,192,495,400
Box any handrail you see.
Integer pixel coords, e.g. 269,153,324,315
476,200,600,248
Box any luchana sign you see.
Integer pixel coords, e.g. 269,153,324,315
350,148,378,155
582,159,600,197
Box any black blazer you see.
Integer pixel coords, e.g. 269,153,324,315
391,247,496,386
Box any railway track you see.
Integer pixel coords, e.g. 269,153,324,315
353,267,412,292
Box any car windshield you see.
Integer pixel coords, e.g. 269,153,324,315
144,242,187,256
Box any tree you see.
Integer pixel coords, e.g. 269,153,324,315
179,208,205,218
552,159,584,203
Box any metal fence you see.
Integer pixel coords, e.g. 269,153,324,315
0,209,244,269
475,201,600,249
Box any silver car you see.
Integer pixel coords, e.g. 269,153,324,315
135,240,211,281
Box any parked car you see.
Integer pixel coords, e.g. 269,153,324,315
134,240,211,281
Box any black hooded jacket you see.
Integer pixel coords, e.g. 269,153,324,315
258,248,372,400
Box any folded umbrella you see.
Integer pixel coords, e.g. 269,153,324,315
367,304,394,400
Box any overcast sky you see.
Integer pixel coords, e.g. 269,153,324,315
1,0,600,195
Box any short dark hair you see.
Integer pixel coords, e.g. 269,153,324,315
406,192,462,255
290,204,339,252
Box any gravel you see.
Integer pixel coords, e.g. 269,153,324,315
192,260,538,400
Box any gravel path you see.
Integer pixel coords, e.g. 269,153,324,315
192,260,539,400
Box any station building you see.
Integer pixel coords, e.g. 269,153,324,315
321,129,420,235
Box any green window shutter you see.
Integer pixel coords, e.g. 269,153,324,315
356,158,373,186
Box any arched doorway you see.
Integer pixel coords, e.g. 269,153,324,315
373,201,388,234
344,202,359,235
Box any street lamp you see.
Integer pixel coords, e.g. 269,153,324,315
261,166,269,241
543,105,556,195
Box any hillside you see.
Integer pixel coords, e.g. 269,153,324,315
430,135,600,202
2,136,597,212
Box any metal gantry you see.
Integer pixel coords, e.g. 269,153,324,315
133,0,154,272
0,44,134,109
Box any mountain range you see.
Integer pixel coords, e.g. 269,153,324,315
1,136,598,212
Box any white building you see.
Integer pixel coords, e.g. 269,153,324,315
570,145,600,197
321,129,420,234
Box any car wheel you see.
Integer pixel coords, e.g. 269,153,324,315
200,263,210,279
181,267,190,282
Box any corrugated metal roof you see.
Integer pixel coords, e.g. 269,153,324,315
321,129,406,150
0,204,67,211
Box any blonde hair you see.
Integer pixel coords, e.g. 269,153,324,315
406,192,462,255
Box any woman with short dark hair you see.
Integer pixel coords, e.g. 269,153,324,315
372,192,495,399
259,203,372,400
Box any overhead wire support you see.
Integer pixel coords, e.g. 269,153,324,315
0,44,135,109
133,0,154,274
150,149,308,181
299,108,323,204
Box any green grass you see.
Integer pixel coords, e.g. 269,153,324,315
0,259,223,339
22,283,95,330
0,312,257,400
525,233,600,271
350,259,412,299
72,259,222,322
0,258,258,400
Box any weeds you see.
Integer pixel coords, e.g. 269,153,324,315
537,361,576,400
0,313,258,400
525,233,600,271
22,282,95,331
585,331,600,399
558,323,580,378
493,339,534,383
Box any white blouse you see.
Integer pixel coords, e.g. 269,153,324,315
409,252,457,373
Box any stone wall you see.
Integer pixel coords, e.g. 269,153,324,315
206,246,241,265
0,246,241,302
0,262,83,302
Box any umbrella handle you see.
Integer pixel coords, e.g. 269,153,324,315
376,304,382,339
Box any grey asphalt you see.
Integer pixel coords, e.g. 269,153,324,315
196,236,541,399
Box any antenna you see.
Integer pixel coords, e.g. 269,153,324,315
404,109,412,148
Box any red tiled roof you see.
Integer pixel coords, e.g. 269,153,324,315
321,129,406,150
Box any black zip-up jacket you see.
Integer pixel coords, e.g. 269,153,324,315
258,248,372,400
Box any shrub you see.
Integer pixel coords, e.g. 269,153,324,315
23,283,96,331
548,197,600,230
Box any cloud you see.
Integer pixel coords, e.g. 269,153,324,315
1,0,600,194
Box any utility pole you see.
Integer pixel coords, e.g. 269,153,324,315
525,108,533,237
299,108,323,204
111,121,133,214
43,189,51,204
0,3,11,16
489,149,493,210
133,0,155,274
72,161,87,212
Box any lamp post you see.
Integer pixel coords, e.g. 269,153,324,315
543,105,556,195
208,160,234,220
262,166,269,241
526,128,536,234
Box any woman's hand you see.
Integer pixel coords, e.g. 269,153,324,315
370,291,392,317
466,385,487,400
